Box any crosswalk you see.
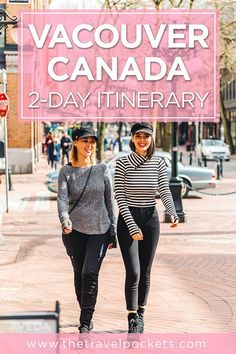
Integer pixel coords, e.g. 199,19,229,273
0,191,55,214
32,191,54,211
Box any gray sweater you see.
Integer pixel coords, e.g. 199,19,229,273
57,163,116,236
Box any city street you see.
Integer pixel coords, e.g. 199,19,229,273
0,154,236,333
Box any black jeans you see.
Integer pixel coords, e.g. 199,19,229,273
62,229,109,325
117,207,160,311
61,151,69,166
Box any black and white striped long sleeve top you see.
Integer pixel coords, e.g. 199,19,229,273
114,152,178,236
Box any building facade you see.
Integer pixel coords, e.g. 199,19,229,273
0,0,50,173
222,79,236,149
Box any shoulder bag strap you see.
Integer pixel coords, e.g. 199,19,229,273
69,166,93,215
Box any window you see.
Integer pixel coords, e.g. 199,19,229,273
0,4,5,47
230,81,233,100
8,1,30,4
226,85,229,101
0,31,4,48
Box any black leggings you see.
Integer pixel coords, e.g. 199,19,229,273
62,229,109,318
117,207,160,311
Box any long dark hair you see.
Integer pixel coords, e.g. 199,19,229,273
129,135,155,160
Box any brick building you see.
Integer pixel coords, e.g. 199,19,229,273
222,79,236,150
0,0,50,173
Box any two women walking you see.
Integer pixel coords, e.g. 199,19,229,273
57,123,178,333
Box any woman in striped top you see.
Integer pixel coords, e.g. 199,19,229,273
114,122,179,334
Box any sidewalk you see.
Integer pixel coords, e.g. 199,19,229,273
0,154,236,333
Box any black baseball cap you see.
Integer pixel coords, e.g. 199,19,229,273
72,127,98,142
131,122,153,135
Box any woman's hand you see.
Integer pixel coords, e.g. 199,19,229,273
63,226,73,234
62,219,72,234
132,230,143,241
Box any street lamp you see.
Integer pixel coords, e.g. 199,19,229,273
164,122,185,222
162,78,185,223
0,10,18,213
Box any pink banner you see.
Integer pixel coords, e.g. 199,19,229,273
18,10,220,122
0,333,236,354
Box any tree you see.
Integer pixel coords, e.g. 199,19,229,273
104,0,198,152
151,0,197,151
199,0,236,153
96,122,106,161
217,1,236,153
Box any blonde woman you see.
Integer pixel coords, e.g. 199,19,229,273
57,127,116,333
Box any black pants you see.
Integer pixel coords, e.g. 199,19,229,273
117,207,160,311
61,151,69,166
62,229,109,325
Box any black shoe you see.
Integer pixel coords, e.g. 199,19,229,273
128,313,140,333
137,307,145,333
79,322,93,333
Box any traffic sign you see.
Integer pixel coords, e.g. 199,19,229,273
0,92,9,117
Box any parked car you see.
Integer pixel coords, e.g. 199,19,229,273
46,151,217,198
121,136,131,152
104,151,216,198
46,171,58,194
198,139,230,161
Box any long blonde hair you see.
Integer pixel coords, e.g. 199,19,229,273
70,141,96,165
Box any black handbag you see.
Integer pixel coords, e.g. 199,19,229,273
69,166,93,215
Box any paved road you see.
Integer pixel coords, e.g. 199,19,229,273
0,154,236,333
